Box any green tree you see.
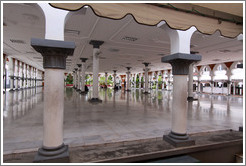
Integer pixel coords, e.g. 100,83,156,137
65,74,73,84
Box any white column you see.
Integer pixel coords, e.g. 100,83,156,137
126,67,131,91
92,48,99,98
31,3,72,162
14,59,18,90
144,68,149,93
210,72,214,94
89,40,104,100
142,63,150,93
76,64,81,91
8,57,14,91
105,72,108,88
159,23,200,146
27,65,30,88
19,62,23,89
197,73,201,93
188,64,194,99
156,72,159,90
113,70,117,89
167,71,171,90
227,70,232,95
23,63,26,89
80,58,87,93
139,73,142,89
161,72,165,90
43,69,64,147
74,68,78,89
233,82,236,95
30,66,32,88
172,75,188,134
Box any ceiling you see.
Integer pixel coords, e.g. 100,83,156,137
3,3,243,75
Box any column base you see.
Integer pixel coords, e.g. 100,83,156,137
125,89,131,92
34,144,69,163
76,89,81,92
114,87,119,90
88,98,102,103
187,97,198,102
163,131,195,147
239,126,243,132
9,89,15,92
143,91,150,94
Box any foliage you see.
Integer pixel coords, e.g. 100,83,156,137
65,74,73,84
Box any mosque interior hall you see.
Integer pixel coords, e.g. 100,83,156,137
1,2,244,164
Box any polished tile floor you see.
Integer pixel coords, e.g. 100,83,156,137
2,87,243,154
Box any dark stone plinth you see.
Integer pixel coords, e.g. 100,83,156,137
163,131,195,147
161,53,201,75
187,97,198,102
88,98,102,103
89,40,104,48
237,64,243,68
239,126,243,132
143,91,150,94
9,89,14,92
9,76,15,79
31,38,75,69
34,144,69,163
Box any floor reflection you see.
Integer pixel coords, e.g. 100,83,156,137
3,87,243,154
3,87,43,122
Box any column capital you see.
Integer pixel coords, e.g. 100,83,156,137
162,53,201,75
89,40,104,48
143,62,150,67
126,67,131,71
80,58,88,63
31,38,75,69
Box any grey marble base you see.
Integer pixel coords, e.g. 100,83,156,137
34,144,69,163
163,132,195,147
